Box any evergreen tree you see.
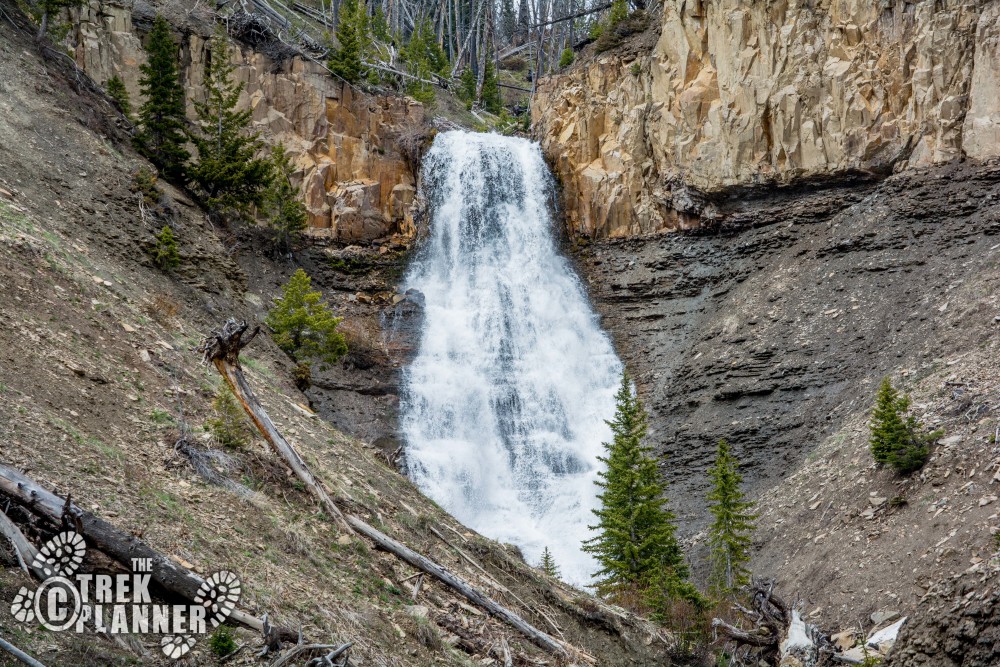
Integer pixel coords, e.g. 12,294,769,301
328,0,365,84
188,27,273,217
558,47,575,69
706,439,757,596
500,0,517,43
540,547,560,578
401,19,449,104
136,16,190,182
583,373,687,599
150,224,181,270
609,0,629,25
869,377,938,474
480,58,502,114
458,67,477,106
106,75,132,118
265,269,348,366
515,0,530,43
205,385,253,449
265,145,308,254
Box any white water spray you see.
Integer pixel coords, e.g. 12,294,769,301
400,132,622,584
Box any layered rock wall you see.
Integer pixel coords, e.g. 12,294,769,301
534,0,1000,238
69,0,420,241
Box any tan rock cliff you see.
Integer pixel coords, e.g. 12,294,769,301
69,0,420,241
533,0,1000,238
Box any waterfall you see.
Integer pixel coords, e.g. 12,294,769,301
400,131,622,584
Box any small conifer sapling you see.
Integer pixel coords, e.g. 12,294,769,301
706,439,757,597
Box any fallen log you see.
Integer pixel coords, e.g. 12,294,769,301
0,637,47,667
197,319,353,535
0,507,43,579
347,515,572,659
0,464,278,638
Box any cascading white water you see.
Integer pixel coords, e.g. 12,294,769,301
400,131,622,584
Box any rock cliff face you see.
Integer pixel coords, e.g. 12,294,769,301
69,0,420,241
533,0,1000,238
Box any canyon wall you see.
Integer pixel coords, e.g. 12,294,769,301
533,0,1000,238
68,0,421,241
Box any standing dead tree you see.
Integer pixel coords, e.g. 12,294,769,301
197,319,354,535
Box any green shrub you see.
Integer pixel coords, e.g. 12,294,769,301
150,225,180,270
869,377,941,474
208,625,237,657
630,61,641,77
131,167,160,206
559,48,574,69
205,385,253,449
265,269,348,366
609,0,628,25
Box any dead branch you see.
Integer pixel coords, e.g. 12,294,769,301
197,319,353,535
270,641,345,666
711,618,776,648
305,642,352,666
0,637,47,667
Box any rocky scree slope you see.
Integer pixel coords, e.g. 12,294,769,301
534,0,1000,238
0,6,672,666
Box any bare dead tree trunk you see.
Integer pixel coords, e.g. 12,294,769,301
197,319,354,535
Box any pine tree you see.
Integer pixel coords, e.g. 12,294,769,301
106,75,132,118
869,377,938,474
706,439,757,597
328,0,365,84
150,225,181,270
136,16,190,182
188,27,273,217
559,48,574,69
265,269,348,366
401,19,449,104
869,377,912,465
480,58,502,115
540,547,560,578
265,145,308,254
583,373,687,599
458,67,476,106
500,0,517,43
205,385,253,449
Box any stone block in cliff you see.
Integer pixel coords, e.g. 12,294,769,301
963,2,1000,160
331,182,393,241
534,0,993,239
